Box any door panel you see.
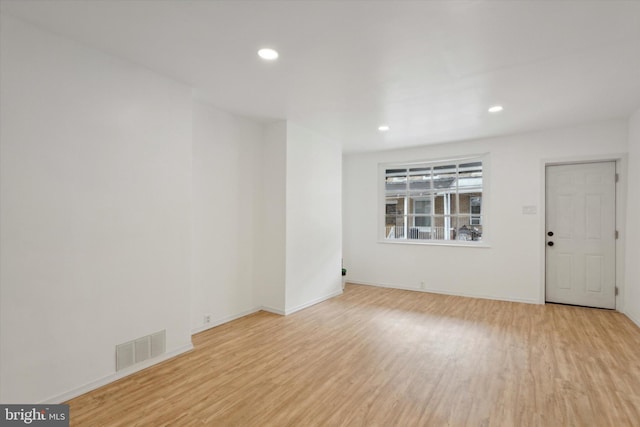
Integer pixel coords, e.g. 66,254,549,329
585,194,602,239
555,254,573,290
545,162,616,309
585,255,603,293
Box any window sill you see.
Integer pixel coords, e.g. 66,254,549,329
378,239,491,248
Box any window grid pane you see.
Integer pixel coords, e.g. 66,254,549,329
384,159,483,242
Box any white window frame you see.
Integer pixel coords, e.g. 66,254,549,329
378,154,490,247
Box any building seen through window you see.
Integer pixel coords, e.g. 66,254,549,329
384,160,483,242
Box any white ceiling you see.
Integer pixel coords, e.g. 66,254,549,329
2,0,640,153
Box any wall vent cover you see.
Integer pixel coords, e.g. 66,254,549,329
134,336,151,363
116,341,135,371
116,330,166,371
150,331,166,358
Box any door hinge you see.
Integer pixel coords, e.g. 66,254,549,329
615,230,619,239
615,287,619,296
615,173,619,183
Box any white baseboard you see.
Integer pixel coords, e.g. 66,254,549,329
347,280,540,305
259,288,343,316
191,307,261,334
260,305,286,315
284,288,343,315
40,343,194,404
624,310,640,329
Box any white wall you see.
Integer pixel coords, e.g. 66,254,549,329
285,123,343,313
0,15,193,403
191,101,264,332
255,121,288,313
253,121,343,314
625,109,640,326
0,15,345,403
343,120,628,304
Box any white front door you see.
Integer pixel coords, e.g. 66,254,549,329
545,162,616,309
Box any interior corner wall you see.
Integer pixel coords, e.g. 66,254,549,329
254,121,288,313
0,15,193,403
191,101,264,332
284,123,342,313
625,109,640,326
343,120,628,304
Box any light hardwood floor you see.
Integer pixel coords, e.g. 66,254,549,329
66,284,640,426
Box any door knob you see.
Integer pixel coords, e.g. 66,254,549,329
547,241,554,247
547,231,554,237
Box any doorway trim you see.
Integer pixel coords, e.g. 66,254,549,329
540,153,628,310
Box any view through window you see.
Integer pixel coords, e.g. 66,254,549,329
384,159,483,242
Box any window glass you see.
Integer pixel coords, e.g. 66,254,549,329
470,196,482,226
384,159,484,242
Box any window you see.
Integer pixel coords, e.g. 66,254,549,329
470,196,481,225
383,158,484,242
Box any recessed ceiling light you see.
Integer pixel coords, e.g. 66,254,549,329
378,125,390,132
258,48,279,60
488,105,504,113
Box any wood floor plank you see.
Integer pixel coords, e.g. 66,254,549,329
66,284,640,426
